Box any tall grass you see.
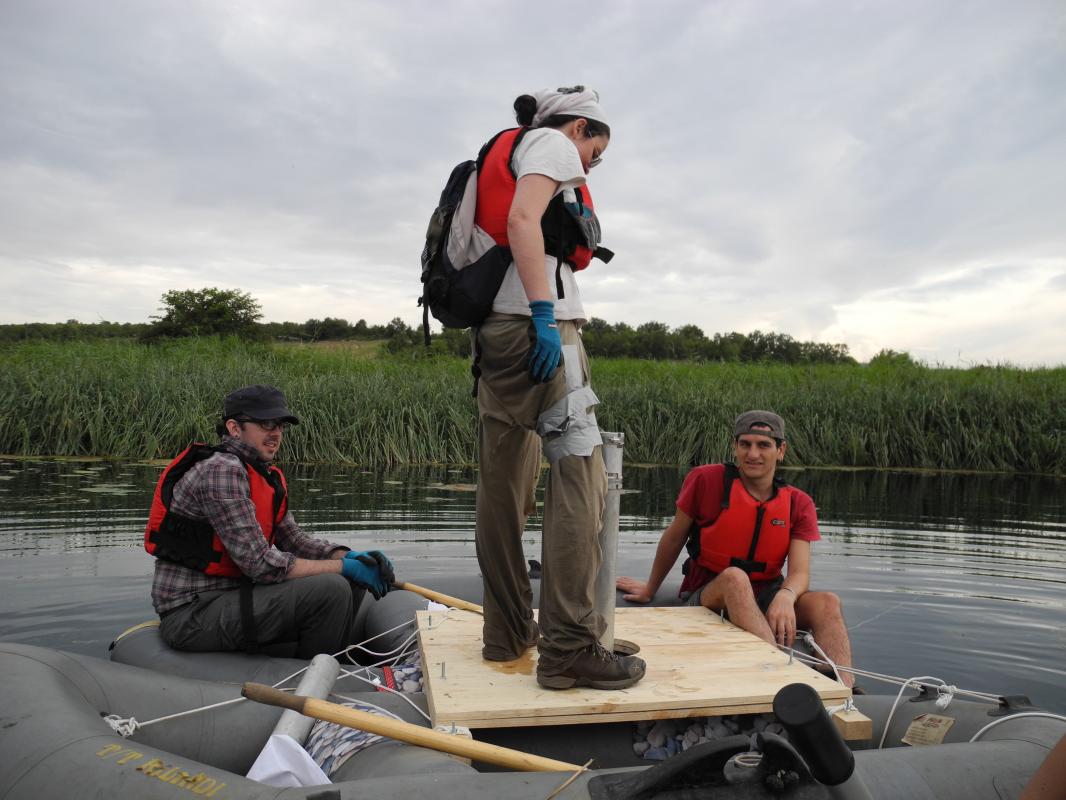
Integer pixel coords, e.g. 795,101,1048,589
1,338,1063,473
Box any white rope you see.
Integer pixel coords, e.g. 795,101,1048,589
779,645,1002,703
877,676,948,749
104,695,248,737
801,632,844,687
969,712,1066,742
102,613,433,738
326,693,407,723
825,697,856,715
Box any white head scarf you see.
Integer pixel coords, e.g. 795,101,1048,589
531,85,608,128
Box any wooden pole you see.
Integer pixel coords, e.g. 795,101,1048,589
242,683,584,773
394,581,484,614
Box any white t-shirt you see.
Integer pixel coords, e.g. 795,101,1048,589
490,128,590,322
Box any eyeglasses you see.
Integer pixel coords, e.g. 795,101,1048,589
585,129,605,169
240,418,290,432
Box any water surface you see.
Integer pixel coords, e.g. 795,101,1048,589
0,459,1062,710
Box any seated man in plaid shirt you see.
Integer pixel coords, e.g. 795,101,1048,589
144,384,393,658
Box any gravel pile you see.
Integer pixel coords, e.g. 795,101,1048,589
632,713,787,760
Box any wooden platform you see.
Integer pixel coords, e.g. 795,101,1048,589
417,606,853,730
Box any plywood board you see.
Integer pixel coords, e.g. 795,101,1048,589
417,606,853,730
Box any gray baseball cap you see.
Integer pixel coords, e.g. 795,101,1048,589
223,385,299,424
733,410,785,441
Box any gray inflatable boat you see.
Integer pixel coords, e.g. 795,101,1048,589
4,577,1063,799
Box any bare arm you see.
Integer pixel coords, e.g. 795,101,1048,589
616,509,693,603
287,556,345,579
1021,733,1066,800
766,538,812,646
507,173,558,303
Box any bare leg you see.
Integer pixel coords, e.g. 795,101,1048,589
796,591,854,688
700,567,775,644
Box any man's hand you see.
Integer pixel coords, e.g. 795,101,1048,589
616,576,654,604
765,589,797,647
341,550,394,600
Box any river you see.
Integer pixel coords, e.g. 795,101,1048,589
0,458,1062,710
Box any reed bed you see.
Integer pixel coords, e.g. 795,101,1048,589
1,339,1062,474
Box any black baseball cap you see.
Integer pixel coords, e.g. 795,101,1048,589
223,385,299,425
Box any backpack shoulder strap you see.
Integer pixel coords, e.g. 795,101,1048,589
475,127,528,177
160,443,222,509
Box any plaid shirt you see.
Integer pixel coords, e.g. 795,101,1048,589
150,437,344,614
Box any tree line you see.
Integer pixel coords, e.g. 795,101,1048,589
1,286,884,365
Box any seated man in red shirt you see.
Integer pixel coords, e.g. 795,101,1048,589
616,410,855,688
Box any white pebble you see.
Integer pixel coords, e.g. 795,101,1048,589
647,720,675,748
632,741,650,756
402,680,419,693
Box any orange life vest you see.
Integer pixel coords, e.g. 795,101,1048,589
144,444,288,577
694,465,794,582
474,127,609,272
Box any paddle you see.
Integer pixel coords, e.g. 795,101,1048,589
241,682,585,773
393,581,484,614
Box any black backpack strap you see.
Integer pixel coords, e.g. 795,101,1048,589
470,325,484,398
593,246,614,263
504,127,529,178
160,444,222,510
476,127,526,174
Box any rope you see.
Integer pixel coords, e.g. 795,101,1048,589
969,712,1066,743
542,758,593,800
325,693,406,724
104,695,247,737
102,612,437,738
877,676,949,750
779,642,1002,703
334,668,432,723
801,632,843,686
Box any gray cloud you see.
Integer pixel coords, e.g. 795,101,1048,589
1,0,1064,363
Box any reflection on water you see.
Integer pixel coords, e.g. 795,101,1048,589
0,458,1063,710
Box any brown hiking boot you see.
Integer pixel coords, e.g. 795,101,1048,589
537,642,646,690
482,620,540,662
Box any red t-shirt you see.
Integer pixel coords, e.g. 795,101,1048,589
676,464,820,595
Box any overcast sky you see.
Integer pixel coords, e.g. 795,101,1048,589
1,1,1064,365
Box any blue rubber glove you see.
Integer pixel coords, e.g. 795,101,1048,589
528,300,562,383
341,550,394,600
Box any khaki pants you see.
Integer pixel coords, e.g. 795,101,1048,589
473,314,608,668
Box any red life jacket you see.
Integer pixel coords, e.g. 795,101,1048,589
692,464,794,583
144,444,288,577
474,127,609,272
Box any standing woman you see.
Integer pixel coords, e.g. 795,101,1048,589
473,86,646,690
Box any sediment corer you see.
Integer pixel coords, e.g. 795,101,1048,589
772,683,874,800
270,653,340,744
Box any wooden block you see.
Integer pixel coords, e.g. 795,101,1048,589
417,606,851,729
832,707,873,741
